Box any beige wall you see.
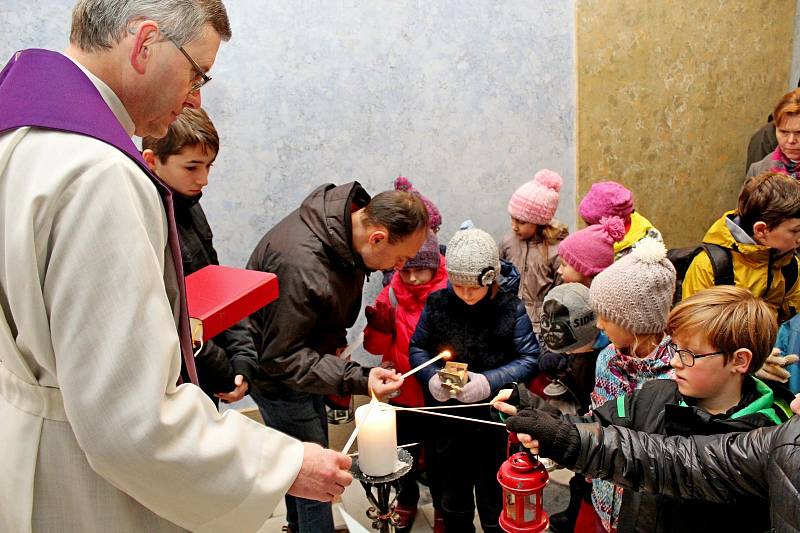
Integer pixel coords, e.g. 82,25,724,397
576,0,797,247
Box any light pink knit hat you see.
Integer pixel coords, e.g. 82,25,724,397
507,169,562,225
558,216,626,277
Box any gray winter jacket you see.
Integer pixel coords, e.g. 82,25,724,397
571,416,800,532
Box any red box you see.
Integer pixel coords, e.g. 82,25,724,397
185,265,279,342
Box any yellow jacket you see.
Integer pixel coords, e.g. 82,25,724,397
683,211,800,317
614,211,663,260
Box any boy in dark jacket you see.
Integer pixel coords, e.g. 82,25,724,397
498,285,795,532
142,108,257,405
410,227,540,533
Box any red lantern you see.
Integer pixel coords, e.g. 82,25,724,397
496,438,549,533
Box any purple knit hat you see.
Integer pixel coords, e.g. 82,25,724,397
579,181,634,225
507,169,563,225
394,176,442,232
402,231,441,270
558,216,626,277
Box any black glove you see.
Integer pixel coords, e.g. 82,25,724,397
538,351,569,379
506,408,581,467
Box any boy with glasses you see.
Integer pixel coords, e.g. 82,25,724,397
495,285,794,532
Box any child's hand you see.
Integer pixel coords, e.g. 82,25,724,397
491,388,518,416
365,301,395,334
455,372,490,403
505,408,581,466
756,349,799,383
427,374,452,402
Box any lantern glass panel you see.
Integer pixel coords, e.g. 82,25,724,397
504,491,516,518
523,494,538,522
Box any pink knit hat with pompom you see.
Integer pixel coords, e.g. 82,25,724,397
579,181,634,225
507,169,562,225
558,216,626,277
395,176,441,232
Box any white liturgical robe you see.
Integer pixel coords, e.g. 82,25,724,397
0,58,304,532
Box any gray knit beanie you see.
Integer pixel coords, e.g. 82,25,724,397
589,237,676,334
541,283,599,353
446,228,501,287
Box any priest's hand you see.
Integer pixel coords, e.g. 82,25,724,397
368,366,404,400
288,443,353,502
215,374,249,403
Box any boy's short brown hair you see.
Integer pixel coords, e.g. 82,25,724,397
738,172,800,235
667,286,776,373
141,108,219,162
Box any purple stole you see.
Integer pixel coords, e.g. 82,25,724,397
0,49,198,385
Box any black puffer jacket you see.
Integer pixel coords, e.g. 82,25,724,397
247,182,372,396
555,377,790,532
409,286,539,417
174,193,258,396
570,409,800,532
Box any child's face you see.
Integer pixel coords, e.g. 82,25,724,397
453,284,489,305
510,217,538,241
398,267,435,286
754,218,800,255
791,393,800,415
669,330,742,401
557,259,592,287
150,143,216,197
595,315,636,350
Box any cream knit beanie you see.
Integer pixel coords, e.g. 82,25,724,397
589,238,676,334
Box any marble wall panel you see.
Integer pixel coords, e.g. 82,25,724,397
576,0,797,247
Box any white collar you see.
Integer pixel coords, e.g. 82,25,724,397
62,53,136,137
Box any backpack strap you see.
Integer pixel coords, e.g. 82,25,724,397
702,244,734,286
781,254,799,294
387,286,398,308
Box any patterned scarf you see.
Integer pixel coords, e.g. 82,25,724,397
770,148,800,179
590,337,674,532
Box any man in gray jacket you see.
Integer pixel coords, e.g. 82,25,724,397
247,181,428,532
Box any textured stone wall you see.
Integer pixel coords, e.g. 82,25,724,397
576,0,797,247
0,1,576,267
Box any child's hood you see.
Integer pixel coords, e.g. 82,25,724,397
703,210,793,267
665,376,791,435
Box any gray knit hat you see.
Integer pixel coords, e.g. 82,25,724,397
589,237,676,334
541,283,599,353
446,228,501,287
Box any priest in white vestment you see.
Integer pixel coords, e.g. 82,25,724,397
0,2,356,531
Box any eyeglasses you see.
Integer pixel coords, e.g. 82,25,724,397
170,39,212,92
666,342,724,367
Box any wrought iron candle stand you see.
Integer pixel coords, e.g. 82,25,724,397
350,448,413,532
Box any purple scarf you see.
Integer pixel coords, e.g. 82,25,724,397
0,49,198,384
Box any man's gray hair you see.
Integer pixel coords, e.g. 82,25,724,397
70,0,231,52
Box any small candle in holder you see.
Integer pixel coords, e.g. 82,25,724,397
355,401,397,477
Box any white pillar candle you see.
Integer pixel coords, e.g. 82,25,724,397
355,401,397,477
